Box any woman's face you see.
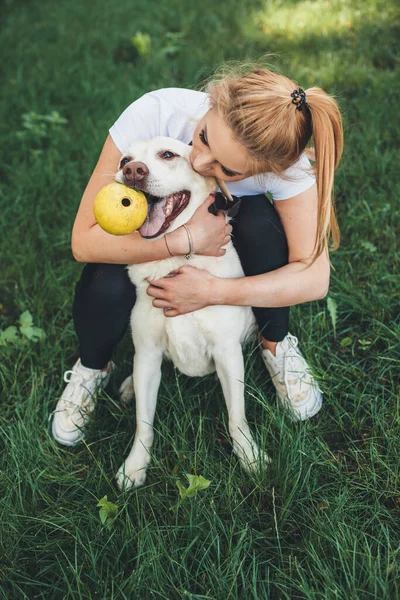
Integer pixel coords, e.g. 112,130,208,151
190,109,251,182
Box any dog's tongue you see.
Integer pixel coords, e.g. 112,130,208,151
139,197,168,237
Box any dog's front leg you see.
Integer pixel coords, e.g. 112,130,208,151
116,347,163,490
213,345,270,472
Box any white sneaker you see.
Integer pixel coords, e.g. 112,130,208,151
50,359,113,446
261,334,322,421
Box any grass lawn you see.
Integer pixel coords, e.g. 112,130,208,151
0,0,399,598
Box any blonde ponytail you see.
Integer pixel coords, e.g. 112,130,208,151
305,87,343,256
205,64,344,259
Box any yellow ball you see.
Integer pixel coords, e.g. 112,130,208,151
94,183,148,236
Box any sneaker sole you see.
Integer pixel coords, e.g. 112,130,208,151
51,414,86,447
281,391,323,421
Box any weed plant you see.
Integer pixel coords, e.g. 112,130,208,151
0,0,399,598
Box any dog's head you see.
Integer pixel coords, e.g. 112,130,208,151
115,137,216,239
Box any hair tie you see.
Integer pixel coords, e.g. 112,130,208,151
291,87,307,111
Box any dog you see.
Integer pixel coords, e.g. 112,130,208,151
114,137,268,490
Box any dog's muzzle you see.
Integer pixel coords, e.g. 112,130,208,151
138,190,191,238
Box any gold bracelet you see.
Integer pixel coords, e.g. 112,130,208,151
164,234,173,257
182,224,194,260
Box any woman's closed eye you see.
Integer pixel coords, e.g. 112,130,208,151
199,129,208,146
220,165,236,178
199,129,237,178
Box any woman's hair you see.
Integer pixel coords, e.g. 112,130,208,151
204,64,343,260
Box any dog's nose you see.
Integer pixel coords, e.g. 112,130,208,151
123,161,149,182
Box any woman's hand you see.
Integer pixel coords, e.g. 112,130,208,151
166,194,232,257
146,265,223,316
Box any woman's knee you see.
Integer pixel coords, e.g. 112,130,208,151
233,195,285,241
232,195,288,273
74,263,136,307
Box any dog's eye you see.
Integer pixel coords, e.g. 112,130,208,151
120,157,130,168
162,151,177,160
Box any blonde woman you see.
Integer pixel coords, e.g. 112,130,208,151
51,66,343,446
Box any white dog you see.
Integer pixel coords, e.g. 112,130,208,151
114,137,268,490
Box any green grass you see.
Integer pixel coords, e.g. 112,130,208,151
1,0,399,597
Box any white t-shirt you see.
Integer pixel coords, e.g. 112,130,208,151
109,88,316,200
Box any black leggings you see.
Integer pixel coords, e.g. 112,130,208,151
72,194,289,369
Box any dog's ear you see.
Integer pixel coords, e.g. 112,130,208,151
208,193,241,217
216,179,233,201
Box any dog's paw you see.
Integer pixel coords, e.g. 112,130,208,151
115,442,152,490
233,443,271,473
115,461,148,491
245,448,271,472
119,375,134,404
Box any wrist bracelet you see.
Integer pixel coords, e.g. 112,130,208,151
182,224,194,260
164,234,173,257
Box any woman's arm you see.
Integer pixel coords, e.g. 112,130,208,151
147,183,331,315
71,136,231,264
219,182,330,306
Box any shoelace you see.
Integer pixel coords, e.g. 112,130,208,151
62,370,95,409
282,334,313,390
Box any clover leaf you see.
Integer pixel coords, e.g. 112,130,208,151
0,326,20,345
18,310,45,342
19,311,33,328
176,474,211,501
97,496,119,530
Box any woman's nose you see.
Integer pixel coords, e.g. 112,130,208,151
192,150,213,173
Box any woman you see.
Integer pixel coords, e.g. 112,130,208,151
51,66,343,446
